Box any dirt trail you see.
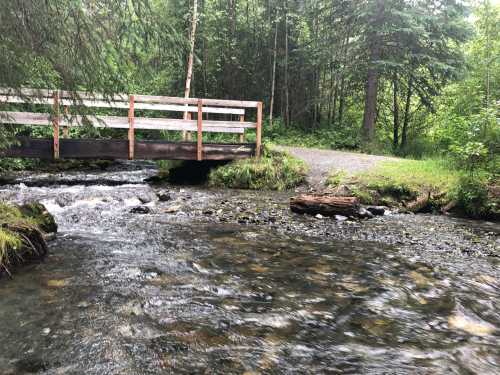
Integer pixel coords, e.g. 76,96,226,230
278,146,400,187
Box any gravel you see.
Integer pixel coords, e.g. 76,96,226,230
277,146,400,187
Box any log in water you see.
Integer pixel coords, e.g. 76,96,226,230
290,194,360,217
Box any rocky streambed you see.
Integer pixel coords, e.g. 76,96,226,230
0,161,499,374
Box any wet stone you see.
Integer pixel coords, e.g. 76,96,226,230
157,191,172,202
366,206,387,216
130,206,152,214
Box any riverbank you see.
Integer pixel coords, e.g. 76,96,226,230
0,202,56,276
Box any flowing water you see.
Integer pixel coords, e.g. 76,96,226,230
0,164,499,374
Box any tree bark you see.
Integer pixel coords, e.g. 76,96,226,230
361,0,384,144
290,195,360,217
361,50,380,143
401,74,413,150
284,0,290,127
392,74,399,151
183,0,198,140
269,14,278,128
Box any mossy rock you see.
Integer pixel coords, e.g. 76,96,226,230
18,202,57,233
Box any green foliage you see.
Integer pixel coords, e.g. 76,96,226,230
449,141,489,174
325,170,347,188
208,146,308,191
453,175,497,219
265,119,360,150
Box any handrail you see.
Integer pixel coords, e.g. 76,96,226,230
0,88,263,160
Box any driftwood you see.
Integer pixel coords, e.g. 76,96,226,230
290,195,360,217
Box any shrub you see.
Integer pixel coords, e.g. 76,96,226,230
208,145,308,190
453,175,494,218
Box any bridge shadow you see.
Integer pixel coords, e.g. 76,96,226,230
147,160,229,186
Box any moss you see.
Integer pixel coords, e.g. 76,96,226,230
18,202,58,233
0,202,50,276
208,145,308,191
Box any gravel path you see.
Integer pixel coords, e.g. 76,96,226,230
278,146,401,187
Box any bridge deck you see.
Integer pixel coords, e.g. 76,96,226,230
1,138,256,161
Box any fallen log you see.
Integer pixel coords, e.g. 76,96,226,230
290,195,360,217
406,192,431,213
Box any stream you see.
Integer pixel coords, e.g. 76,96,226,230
0,162,499,374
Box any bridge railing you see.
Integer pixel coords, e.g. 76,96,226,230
0,88,263,161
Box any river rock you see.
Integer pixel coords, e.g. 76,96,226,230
157,191,172,202
18,202,58,233
137,193,154,204
357,207,374,219
130,206,152,214
163,205,181,213
366,206,386,216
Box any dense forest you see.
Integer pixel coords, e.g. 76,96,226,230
0,0,498,161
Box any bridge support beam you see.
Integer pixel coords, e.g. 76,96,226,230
128,95,135,160
1,138,256,161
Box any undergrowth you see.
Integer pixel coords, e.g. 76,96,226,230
326,158,499,219
208,145,308,190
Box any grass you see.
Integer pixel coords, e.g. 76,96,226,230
355,159,460,200
0,202,46,275
327,158,499,219
208,145,308,190
326,158,460,205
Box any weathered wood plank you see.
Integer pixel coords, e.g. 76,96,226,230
197,99,203,161
134,95,259,108
0,112,255,133
0,88,258,108
256,102,263,158
128,95,135,160
0,95,246,115
0,138,256,161
52,92,60,159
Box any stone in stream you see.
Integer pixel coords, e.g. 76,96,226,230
18,202,58,233
137,193,154,204
357,207,374,219
157,191,172,202
130,206,152,214
366,206,387,216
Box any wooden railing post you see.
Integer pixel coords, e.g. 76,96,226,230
52,91,60,159
128,95,135,160
239,114,245,143
256,101,263,158
197,99,203,161
63,105,69,138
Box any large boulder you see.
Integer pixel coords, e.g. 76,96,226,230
18,202,57,233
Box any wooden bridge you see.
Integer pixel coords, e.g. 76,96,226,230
0,88,262,161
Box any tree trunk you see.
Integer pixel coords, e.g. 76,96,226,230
392,74,399,151
269,14,278,128
290,195,360,217
401,75,413,150
338,76,345,127
284,0,290,127
183,0,198,141
361,54,379,143
361,0,384,144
